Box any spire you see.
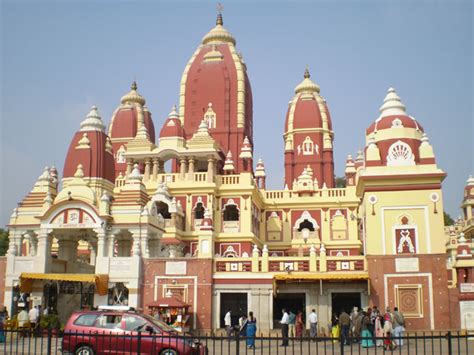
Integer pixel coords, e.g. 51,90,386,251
131,81,137,91
295,68,320,94
202,6,235,45
216,3,224,25
121,81,146,105
80,106,105,132
304,67,310,79
378,87,406,119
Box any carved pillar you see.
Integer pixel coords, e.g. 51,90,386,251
94,229,106,257
126,159,134,175
6,230,21,256
179,158,187,180
207,158,215,183
107,233,117,257
144,158,151,182
89,243,97,266
187,158,195,181
28,233,38,257
152,158,159,181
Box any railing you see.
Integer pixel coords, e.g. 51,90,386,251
220,175,240,185
264,187,348,201
268,257,310,272
215,258,252,272
193,172,208,182
1,329,472,355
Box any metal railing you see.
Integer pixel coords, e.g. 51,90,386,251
0,329,472,354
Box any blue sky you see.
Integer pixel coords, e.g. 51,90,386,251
1,0,472,226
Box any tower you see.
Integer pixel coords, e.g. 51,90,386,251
179,12,253,173
283,69,335,189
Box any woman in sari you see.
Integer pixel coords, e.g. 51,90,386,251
246,311,257,349
331,313,340,344
374,314,384,347
295,311,304,338
361,311,374,348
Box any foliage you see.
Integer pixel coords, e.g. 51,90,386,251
0,229,9,256
444,212,454,226
39,314,61,330
335,177,346,188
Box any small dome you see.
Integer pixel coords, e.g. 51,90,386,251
159,105,185,138
295,69,320,94
80,106,105,132
121,81,146,106
202,14,236,45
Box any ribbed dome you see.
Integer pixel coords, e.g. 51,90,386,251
295,69,320,94
121,81,146,106
160,106,185,138
202,14,236,45
80,106,105,132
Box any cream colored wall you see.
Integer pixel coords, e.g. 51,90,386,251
364,189,445,255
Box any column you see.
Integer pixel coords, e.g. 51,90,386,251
207,158,215,183
126,158,134,175
94,229,106,257
143,158,151,182
35,229,51,272
152,158,159,181
179,158,187,180
29,233,38,257
261,245,269,272
107,233,116,257
6,230,22,256
89,243,97,266
187,158,195,181
130,231,142,257
141,230,150,258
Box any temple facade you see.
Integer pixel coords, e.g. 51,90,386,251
2,13,473,333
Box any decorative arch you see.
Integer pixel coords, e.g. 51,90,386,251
42,202,102,229
116,145,126,163
293,210,320,232
386,140,415,166
393,214,418,255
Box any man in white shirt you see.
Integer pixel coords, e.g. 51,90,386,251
309,309,318,340
224,310,232,337
280,308,289,346
28,306,39,330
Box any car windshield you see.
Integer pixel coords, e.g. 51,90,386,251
142,314,177,333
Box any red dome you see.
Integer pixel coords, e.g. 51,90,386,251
290,96,323,130
366,115,424,135
109,106,156,143
63,106,115,183
160,107,186,138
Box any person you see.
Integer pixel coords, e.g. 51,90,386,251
331,313,340,344
309,309,318,341
29,306,39,331
0,306,8,343
295,311,304,338
383,308,396,350
374,313,384,347
280,308,289,346
17,308,29,337
238,314,247,336
224,310,232,338
246,311,257,349
288,310,296,337
361,310,374,348
339,309,351,346
392,307,405,346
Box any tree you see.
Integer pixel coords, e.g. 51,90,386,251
444,212,454,226
0,229,9,256
335,176,346,188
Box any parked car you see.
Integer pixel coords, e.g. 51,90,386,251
61,306,206,354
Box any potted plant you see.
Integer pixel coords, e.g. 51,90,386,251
39,314,61,336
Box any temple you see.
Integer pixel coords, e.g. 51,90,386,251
1,13,473,333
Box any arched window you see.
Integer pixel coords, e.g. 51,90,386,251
223,204,239,221
156,202,171,219
298,219,315,231
194,202,205,219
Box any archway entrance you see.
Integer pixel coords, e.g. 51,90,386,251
331,292,361,315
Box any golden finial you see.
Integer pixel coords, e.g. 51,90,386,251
216,3,224,25
131,81,137,91
304,67,310,79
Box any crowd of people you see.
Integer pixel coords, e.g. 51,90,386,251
223,305,406,350
332,306,406,350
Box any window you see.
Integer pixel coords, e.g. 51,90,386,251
156,202,171,219
298,220,315,231
123,315,148,331
95,314,122,329
223,205,239,221
74,314,98,327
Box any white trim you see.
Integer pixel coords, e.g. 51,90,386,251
383,273,434,330
381,206,429,255
154,275,197,328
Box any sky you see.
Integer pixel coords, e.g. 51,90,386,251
0,0,472,227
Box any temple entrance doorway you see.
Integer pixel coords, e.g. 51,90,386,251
219,293,248,328
331,292,361,316
273,292,306,329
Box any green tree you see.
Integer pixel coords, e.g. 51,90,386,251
444,212,454,226
335,176,346,188
0,229,9,256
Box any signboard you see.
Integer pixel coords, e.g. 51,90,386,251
460,283,474,293
165,261,187,275
395,258,419,272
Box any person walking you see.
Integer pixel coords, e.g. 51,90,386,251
392,307,405,346
246,311,257,349
339,309,351,345
383,308,396,350
288,310,296,337
361,311,374,348
224,310,232,338
331,313,340,344
239,314,247,336
295,311,304,338
374,313,384,347
309,309,318,341
29,306,39,332
280,308,289,346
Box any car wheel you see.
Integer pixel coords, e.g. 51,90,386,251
75,345,94,355
160,349,178,355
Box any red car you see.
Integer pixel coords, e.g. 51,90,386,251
61,307,206,355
